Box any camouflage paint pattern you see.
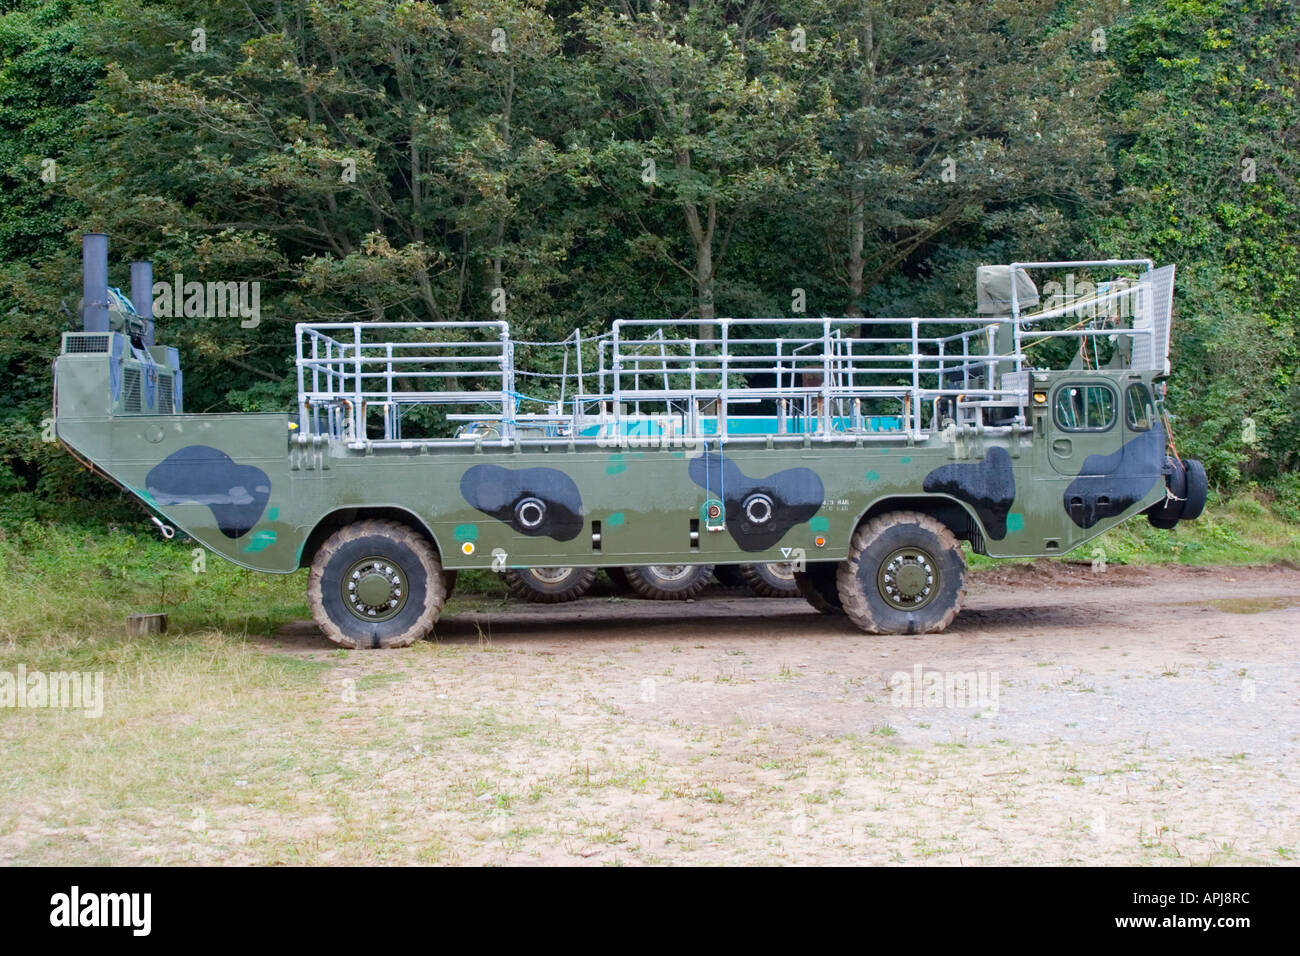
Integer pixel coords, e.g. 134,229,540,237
54,335,1174,576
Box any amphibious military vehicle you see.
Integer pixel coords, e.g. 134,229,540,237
54,235,1205,647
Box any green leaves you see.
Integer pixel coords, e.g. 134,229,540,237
0,0,1297,506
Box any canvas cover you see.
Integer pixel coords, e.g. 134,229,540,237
977,265,1039,315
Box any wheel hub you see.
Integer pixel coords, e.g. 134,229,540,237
877,548,937,610
342,557,408,622
650,564,692,582
529,567,573,584
766,561,795,581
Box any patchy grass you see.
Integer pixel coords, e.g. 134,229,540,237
0,514,1296,865
968,491,1300,571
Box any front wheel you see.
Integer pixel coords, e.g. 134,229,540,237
308,520,446,649
837,512,965,634
626,564,714,600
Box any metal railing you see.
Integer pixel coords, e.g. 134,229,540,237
293,260,1173,448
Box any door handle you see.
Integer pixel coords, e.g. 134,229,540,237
1052,438,1073,457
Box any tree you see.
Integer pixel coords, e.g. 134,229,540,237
579,0,831,336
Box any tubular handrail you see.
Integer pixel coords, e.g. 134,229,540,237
293,260,1172,447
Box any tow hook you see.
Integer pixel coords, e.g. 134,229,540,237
150,515,176,539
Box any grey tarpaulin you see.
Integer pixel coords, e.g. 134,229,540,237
976,265,1039,315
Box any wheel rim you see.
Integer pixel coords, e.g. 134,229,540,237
876,547,939,611
649,564,693,582
341,555,409,622
764,561,796,582
529,566,574,585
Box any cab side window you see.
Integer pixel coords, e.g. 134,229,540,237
1054,384,1116,431
1126,383,1154,431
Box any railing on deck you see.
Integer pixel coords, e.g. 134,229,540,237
293,260,1173,449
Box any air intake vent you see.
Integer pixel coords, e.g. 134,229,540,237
64,334,111,354
158,374,174,414
123,368,142,413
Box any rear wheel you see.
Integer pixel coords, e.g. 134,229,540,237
794,562,843,615
626,564,714,600
741,561,801,598
308,520,446,649
837,511,965,634
503,566,596,604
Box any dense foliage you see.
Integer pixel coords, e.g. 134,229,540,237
1,0,1295,521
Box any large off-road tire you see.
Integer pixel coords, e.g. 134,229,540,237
503,566,597,604
1146,456,1187,530
741,561,801,598
794,562,843,614
837,511,965,635
1181,458,1208,521
308,520,446,649
626,563,714,600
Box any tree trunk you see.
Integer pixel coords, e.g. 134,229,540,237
845,9,875,318
682,183,717,340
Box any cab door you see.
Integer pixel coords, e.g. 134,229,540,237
1048,379,1121,475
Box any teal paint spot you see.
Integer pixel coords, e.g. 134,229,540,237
606,453,627,475
865,470,880,482
268,507,280,521
607,512,626,526
453,524,478,543
242,530,277,553
1006,513,1025,533
899,456,912,464
809,516,830,532
671,451,685,459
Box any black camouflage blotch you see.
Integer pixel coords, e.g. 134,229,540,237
146,445,271,539
688,449,823,552
922,446,1017,539
1063,426,1166,529
460,464,584,541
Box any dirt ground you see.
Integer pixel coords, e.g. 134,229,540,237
261,561,1299,865
4,562,1297,866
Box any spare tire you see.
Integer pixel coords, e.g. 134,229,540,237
1146,456,1186,530
1181,459,1208,521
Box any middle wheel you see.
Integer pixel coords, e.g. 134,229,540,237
503,566,597,604
626,563,714,600
740,561,801,598
794,561,843,614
